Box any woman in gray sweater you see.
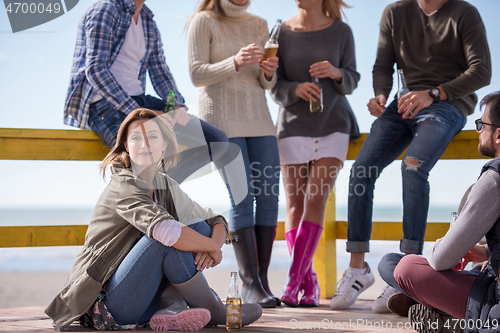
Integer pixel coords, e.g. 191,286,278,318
271,0,360,307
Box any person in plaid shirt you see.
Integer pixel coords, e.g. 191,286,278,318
64,0,229,183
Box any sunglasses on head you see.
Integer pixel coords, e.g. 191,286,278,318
475,119,500,132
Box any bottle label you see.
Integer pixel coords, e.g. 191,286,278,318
226,297,242,330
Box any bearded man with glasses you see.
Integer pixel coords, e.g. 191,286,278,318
389,91,500,332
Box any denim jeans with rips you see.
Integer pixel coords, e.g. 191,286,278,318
88,94,229,183
346,99,465,255
103,220,211,325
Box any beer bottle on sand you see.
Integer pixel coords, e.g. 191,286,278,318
226,272,242,331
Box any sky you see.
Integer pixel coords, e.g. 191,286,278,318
1,0,499,216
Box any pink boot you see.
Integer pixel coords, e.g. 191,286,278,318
300,266,320,307
285,226,321,307
284,227,298,255
281,221,324,307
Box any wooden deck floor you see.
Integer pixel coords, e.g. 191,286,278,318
0,299,417,332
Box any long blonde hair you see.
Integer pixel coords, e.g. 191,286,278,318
99,108,179,178
193,0,227,20
323,0,350,20
188,0,253,45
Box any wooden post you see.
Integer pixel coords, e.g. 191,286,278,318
314,189,337,298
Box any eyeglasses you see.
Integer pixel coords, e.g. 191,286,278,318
475,119,500,132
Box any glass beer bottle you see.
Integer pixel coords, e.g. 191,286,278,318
262,19,282,61
397,69,410,101
310,76,323,113
226,272,242,331
163,90,176,113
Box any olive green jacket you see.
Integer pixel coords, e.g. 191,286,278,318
45,165,228,330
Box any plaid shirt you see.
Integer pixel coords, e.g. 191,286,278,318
64,0,185,129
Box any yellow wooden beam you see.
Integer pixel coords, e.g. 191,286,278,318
345,130,485,160
0,128,109,161
315,190,337,298
0,128,485,161
275,220,285,242
334,221,450,241
0,225,88,247
1,220,450,247
0,221,451,248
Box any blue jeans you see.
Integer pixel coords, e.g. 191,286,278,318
227,136,279,230
378,252,481,296
379,253,407,294
103,220,211,325
347,100,465,254
88,94,229,183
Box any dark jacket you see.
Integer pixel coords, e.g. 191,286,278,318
466,158,500,332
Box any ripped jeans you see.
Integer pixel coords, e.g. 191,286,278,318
346,99,465,254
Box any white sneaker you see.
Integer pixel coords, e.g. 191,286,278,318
372,284,398,313
329,263,375,310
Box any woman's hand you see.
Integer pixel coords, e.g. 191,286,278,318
295,82,321,102
193,251,215,271
309,61,342,82
234,44,264,69
260,57,278,81
208,248,223,267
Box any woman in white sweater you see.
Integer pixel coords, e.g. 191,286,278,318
187,0,279,308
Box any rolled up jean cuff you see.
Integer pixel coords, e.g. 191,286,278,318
399,238,423,255
346,241,369,253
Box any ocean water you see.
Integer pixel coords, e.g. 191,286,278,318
0,205,456,273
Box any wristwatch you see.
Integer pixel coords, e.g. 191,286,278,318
429,87,441,103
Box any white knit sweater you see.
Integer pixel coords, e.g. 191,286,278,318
187,0,277,138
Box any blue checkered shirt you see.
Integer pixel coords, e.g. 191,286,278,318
63,0,185,129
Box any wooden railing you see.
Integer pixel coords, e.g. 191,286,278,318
0,128,486,298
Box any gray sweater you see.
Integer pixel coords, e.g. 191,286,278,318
428,169,500,271
374,0,491,118
271,20,360,141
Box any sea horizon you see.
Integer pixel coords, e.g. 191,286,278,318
0,204,459,227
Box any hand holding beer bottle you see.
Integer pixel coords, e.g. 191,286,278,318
310,76,323,113
262,19,282,62
260,57,278,81
152,90,191,127
260,19,281,80
295,81,321,103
